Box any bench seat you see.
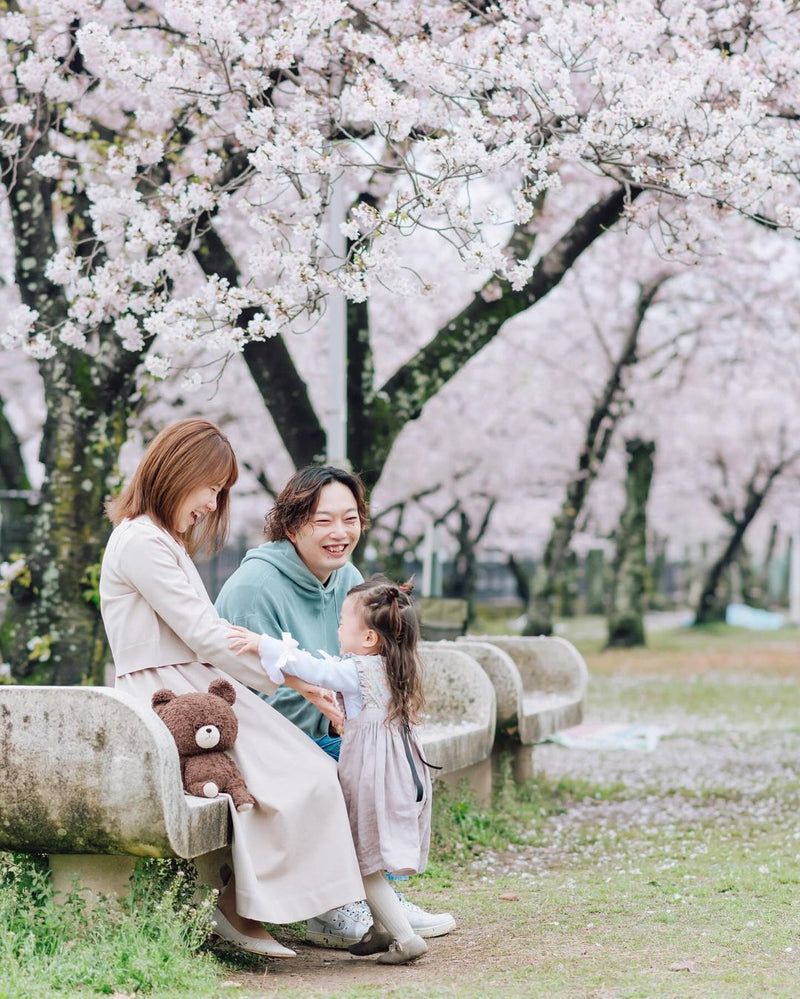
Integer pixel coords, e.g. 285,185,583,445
417,643,496,775
0,684,230,898
459,635,588,743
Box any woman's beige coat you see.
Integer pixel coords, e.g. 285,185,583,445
100,515,363,923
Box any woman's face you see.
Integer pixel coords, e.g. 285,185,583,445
175,482,224,534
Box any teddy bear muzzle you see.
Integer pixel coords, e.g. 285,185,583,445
196,724,221,750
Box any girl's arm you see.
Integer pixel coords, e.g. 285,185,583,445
229,626,360,692
282,674,344,730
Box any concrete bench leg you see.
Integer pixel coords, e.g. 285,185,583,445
436,757,493,808
49,854,137,902
510,744,535,784
192,845,232,896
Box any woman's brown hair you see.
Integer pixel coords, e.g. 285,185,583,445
105,419,238,557
347,575,424,726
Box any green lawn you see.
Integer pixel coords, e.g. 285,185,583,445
2,620,799,997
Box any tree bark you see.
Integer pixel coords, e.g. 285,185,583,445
193,226,327,468
442,499,497,625
5,360,134,684
368,186,644,484
0,178,639,679
0,406,35,559
506,554,531,606
215,185,642,489
606,438,656,648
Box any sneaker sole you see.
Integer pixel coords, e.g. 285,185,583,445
413,915,457,939
305,929,364,949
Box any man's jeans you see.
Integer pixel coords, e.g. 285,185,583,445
313,732,341,761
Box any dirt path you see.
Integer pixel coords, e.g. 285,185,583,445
222,920,492,996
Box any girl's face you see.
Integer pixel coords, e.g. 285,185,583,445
175,482,224,534
338,594,377,656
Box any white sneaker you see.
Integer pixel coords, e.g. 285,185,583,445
305,901,373,948
394,891,456,938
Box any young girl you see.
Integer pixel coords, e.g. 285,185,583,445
228,576,435,966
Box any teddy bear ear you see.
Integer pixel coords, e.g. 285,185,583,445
152,688,176,709
208,678,236,705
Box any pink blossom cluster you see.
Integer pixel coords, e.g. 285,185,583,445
1,0,798,365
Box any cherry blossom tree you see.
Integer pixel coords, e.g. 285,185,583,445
2,0,799,680
372,208,800,631
520,267,673,636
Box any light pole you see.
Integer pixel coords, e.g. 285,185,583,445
789,523,800,625
326,178,348,467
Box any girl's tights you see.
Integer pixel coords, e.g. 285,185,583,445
362,871,415,943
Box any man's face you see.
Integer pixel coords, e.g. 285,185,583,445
287,481,362,583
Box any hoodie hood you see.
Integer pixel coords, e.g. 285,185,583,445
240,538,333,595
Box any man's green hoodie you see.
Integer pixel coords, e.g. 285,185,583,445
214,539,363,739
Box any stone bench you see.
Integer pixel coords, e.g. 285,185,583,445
0,660,500,889
446,639,523,731
419,635,586,782
0,685,230,899
461,635,588,743
418,642,497,803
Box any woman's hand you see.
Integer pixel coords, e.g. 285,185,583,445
227,624,262,655
283,674,345,731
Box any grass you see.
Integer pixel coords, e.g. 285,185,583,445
0,857,226,999
3,619,800,996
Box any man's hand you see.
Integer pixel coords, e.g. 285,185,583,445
283,674,345,730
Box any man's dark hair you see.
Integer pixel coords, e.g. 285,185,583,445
265,465,370,541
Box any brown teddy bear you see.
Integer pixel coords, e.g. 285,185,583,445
152,678,256,813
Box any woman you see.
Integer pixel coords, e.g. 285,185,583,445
99,419,364,958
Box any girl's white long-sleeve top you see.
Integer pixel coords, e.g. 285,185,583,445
258,633,374,719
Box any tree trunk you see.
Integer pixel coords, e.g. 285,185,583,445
506,554,531,606
606,438,655,648
0,406,35,559
2,354,134,684
648,534,669,610
737,545,766,609
234,186,642,490
693,457,793,626
584,549,607,615
1,159,142,684
442,499,496,626
522,277,665,636
443,511,478,623
0,181,639,681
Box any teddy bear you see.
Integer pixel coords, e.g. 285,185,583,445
152,678,256,813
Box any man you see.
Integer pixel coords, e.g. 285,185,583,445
216,465,455,948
